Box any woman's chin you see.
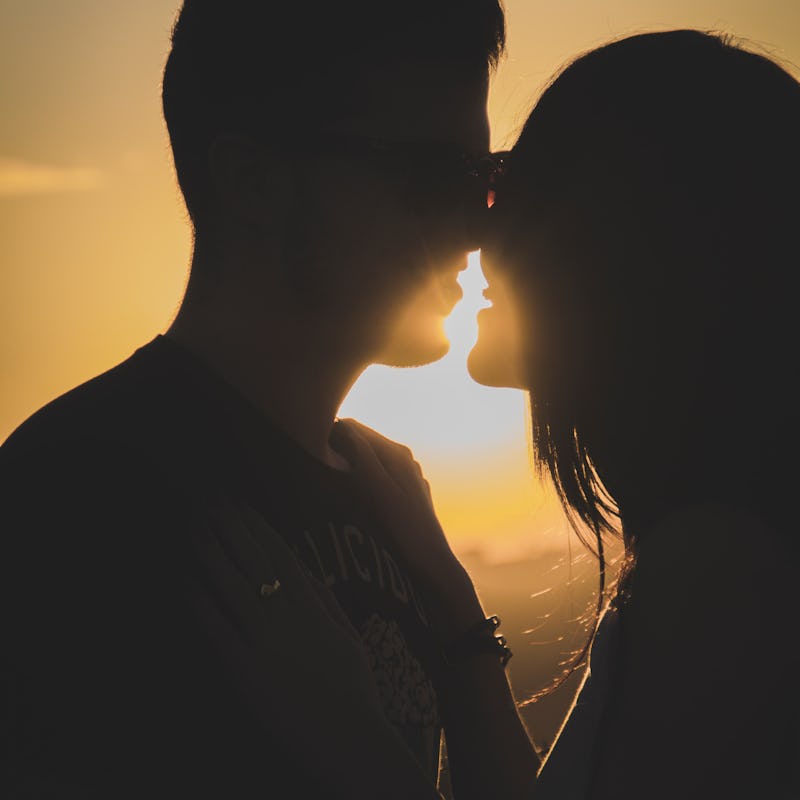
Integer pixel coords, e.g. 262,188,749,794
467,338,525,389
468,308,527,389
467,352,523,388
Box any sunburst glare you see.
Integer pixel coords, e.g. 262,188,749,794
339,251,571,562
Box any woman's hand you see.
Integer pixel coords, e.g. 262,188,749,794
332,420,542,800
332,417,486,642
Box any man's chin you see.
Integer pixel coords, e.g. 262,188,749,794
375,335,451,368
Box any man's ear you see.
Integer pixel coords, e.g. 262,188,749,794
208,134,286,228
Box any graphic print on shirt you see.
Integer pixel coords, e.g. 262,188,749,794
360,612,440,776
288,519,441,776
299,523,429,626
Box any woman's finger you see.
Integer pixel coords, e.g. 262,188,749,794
336,418,418,471
334,418,428,496
331,420,402,498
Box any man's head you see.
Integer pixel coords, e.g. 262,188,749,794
162,0,506,367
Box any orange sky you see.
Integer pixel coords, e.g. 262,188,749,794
2,0,799,562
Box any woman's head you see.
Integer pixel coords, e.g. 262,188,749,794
472,29,800,540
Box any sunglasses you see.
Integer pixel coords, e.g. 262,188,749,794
295,131,509,217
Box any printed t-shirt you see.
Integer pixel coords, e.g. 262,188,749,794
0,335,444,797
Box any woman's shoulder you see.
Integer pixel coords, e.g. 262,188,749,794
619,499,798,716
585,502,800,797
622,501,796,670
631,501,793,616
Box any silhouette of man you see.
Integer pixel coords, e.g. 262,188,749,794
0,1,520,798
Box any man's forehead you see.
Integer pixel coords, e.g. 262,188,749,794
333,62,491,153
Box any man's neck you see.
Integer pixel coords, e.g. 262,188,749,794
166,298,363,472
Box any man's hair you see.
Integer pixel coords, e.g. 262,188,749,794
162,0,506,228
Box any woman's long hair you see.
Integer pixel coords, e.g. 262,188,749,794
496,29,800,695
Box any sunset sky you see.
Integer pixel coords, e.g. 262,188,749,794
2,0,799,567
3,0,799,748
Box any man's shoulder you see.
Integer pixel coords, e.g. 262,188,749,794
0,340,217,580
1,336,187,470
0,335,250,543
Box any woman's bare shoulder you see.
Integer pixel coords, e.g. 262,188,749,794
620,502,796,676
587,503,799,797
631,502,793,620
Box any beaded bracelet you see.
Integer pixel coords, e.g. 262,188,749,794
441,614,513,667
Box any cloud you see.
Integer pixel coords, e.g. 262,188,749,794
0,157,105,196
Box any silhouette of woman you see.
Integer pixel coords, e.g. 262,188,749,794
339,29,800,799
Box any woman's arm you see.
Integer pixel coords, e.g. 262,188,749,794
333,419,541,800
